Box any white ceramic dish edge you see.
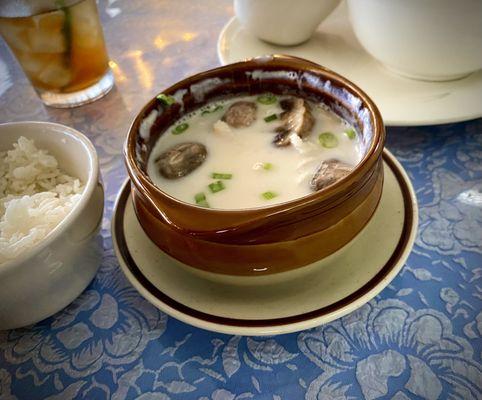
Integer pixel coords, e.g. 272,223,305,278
217,15,482,127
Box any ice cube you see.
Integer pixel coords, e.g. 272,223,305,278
0,19,33,52
70,0,102,48
16,51,54,75
27,25,66,53
37,57,71,88
32,10,64,32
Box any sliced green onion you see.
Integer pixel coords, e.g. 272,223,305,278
157,93,175,106
345,128,356,140
318,132,339,148
264,114,278,123
195,192,206,203
261,191,278,200
201,105,223,115
253,162,274,171
194,192,210,207
172,122,189,135
257,93,277,105
209,180,225,193
211,172,232,180
197,200,210,207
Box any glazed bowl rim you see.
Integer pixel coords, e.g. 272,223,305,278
125,54,385,215
0,121,100,273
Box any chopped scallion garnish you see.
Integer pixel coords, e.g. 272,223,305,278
195,192,206,203
201,105,223,115
345,128,356,140
318,132,338,148
172,122,189,135
253,162,274,171
261,191,278,200
209,180,225,193
257,93,277,105
194,192,210,207
264,114,278,123
156,93,175,106
211,172,232,180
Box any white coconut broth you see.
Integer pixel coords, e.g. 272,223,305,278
147,94,363,209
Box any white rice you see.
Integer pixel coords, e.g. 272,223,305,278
0,137,84,264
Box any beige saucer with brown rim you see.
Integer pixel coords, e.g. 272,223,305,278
112,149,417,336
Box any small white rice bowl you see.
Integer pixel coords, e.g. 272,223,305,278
0,121,103,330
0,136,84,264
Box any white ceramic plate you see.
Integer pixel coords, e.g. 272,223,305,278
112,150,417,336
217,3,482,126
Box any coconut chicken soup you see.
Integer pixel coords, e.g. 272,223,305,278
147,94,363,209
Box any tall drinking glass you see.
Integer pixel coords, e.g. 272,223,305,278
0,0,114,108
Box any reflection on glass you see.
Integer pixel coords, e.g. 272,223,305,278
108,60,127,83
182,32,197,42
0,58,13,97
154,36,168,50
127,50,152,90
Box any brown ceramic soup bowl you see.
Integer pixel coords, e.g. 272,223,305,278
125,55,385,276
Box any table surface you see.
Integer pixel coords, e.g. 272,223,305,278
0,1,481,399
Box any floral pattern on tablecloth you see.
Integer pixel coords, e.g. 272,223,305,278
0,114,480,400
299,299,481,400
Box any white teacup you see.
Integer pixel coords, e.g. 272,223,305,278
234,0,341,46
347,0,482,81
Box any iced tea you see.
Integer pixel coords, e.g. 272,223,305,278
0,0,113,107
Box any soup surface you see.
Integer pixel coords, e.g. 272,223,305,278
147,94,362,209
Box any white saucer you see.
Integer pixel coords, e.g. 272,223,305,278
112,150,417,336
217,3,482,126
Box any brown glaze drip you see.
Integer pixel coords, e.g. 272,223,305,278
124,55,386,275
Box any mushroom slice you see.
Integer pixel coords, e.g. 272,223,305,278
155,142,207,179
222,101,257,128
273,97,314,147
310,159,353,191
272,129,293,147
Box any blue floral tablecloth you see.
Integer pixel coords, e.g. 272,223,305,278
0,1,481,398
